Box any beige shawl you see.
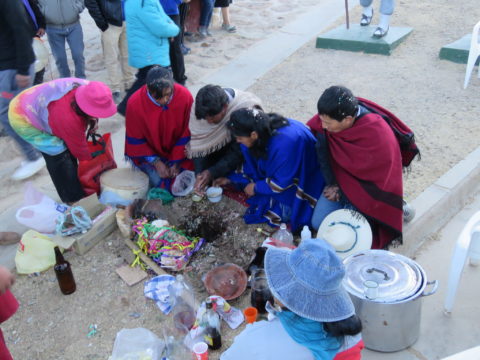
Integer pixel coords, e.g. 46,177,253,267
187,89,263,158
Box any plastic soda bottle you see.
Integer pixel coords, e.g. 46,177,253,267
300,225,312,243
169,275,196,334
272,223,294,246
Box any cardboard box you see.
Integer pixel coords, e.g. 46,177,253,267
52,194,117,255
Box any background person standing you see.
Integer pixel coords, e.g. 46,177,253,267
85,0,135,103
160,0,188,85
38,0,86,78
117,0,179,115
0,0,46,181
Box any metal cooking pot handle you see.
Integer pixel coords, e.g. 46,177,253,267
421,280,438,297
366,268,390,281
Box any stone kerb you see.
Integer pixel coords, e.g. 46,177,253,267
397,145,480,258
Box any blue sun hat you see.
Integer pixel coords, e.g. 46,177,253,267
264,238,355,322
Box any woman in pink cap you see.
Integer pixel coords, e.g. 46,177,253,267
9,78,116,203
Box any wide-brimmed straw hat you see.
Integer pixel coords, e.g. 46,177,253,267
264,239,355,322
317,209,372,259
75,81,117,118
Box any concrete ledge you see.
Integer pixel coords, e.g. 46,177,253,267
439,34,479,65
398,145,480,257
316,24,413,55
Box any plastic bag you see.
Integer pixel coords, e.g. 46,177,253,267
99,190,133,207
78,133,117,196
56,206,92,236
171,170,195,197
15,183,68,234
110,328,164,360
15,230,56,274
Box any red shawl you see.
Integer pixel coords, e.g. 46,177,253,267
125,83,193,168
0,290,18,360
307,113,403,249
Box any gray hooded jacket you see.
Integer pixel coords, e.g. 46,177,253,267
38,0,85,26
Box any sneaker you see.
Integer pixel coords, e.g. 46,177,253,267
11,157,46,181
198,26,208,38
221,23,237,33
0,232,21,246
112,91,122,104
372,26,389,38
403,200,416,223
181,44,191,55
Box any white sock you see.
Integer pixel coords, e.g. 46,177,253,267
362,5,373,17
378,13,390,30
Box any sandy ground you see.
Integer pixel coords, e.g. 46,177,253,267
1,0,480,359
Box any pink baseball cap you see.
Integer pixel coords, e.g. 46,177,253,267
75,81,117,118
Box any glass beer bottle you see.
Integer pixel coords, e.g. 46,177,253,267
250,269,274,314
54,246,76,295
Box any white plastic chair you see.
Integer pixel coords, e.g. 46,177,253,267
463,21,480,89
444,211,480,314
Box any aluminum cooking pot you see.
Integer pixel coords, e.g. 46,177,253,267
343,250,438,352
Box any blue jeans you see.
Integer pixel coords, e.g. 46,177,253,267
359,0,395,15
311,192,356,230
199,0,214,27
46,22,86,78
0,67,41,161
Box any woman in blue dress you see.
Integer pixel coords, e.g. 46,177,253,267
216,108,324,232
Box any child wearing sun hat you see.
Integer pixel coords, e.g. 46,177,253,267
221,239,364,360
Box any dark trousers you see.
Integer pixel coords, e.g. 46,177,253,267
168,14,187,85
117,65,155,116
179,3,189,44
42,150,85,204
33,68,45,85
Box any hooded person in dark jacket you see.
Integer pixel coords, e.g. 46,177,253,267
85,0,135,103
0,0,46,181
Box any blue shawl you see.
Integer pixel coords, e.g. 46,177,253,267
228,119,324,231
277,310,341,360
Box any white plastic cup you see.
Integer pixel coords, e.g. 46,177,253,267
206,187,223,203
364,280,379,300
193,342,209,360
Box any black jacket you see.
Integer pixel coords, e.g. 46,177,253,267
0,0,35,75
85,0,124,31
26,0,46,35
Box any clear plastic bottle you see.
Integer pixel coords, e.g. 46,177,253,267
272,223,294,246
169,275,196,334
300,225,312,243
202,300,222,350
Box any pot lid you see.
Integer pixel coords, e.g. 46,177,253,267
342,250,423,303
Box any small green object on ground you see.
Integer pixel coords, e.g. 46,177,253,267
147,188,174,204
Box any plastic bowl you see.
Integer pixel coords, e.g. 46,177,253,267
206,187,223,203
204,263,248,300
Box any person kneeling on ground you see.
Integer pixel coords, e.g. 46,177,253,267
9,78,116,203
215,108,324,232
125,66,193,189
221,239,364,360
307,85,403,249
187,84,262,192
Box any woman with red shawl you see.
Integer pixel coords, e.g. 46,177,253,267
125,66,193,190
307,86,404,249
